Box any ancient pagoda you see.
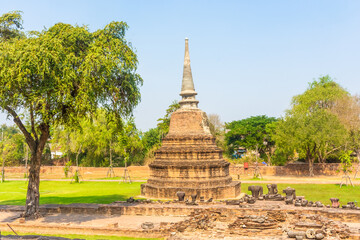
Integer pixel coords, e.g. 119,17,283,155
141,39,241,199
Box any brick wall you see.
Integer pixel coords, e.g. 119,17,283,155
229,163,359,177
4,166,150,179
4,163,359,179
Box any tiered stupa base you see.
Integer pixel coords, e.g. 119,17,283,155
141,181,240,199
141,109,241,200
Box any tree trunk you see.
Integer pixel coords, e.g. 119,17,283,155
1,157,5,183
22,148,42,218
22,125,49,219
308,157,314,177
24,145,28,178
109,141,112,167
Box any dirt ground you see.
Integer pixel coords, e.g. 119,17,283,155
0,212,185,230
1,201,360,240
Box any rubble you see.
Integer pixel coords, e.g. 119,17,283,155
176,191,185,202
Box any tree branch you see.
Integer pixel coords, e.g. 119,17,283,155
38,123,49,153
325,145,343,156
30,104,38,142
4,105,35,148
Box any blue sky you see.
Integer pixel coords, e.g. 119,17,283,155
1,0,360,131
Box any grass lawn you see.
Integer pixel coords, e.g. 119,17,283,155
0,181,143,205
1,231,162,240
241,183,360,205
0,180,359,206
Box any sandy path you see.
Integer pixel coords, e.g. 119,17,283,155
0,211,184,229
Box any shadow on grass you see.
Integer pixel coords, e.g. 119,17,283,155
0,194,134,206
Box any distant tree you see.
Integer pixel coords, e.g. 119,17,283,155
330,95,360,164
1,125,26,182
0,125,25,166
156,100,180,137
117,119,145,166
0,10,24,41
273,76,349,176
274,111,347,175
208,114,223,135
208,113,226,150
0,11,142,218
225,115,277,161
52,110,145,168
142,101,180,163
143,127,161,150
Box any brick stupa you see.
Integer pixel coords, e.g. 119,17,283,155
141,39,241,199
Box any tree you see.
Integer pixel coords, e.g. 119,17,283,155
143,127,161,150
208,114,223,136
0,11,142,218
0,10,24,41
0,125,25,166
117,119,145,166
273,76,349,176
156,100,180,137
0,125,26,182
225,115,278,161
330,95,360,163
274,110,347,176
52,110,145,168
142,101,180,163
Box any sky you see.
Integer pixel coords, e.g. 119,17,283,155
1,0,360,131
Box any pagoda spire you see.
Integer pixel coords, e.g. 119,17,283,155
179,38,199,109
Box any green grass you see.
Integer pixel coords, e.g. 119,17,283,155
0,181,144,205
0,180,359,206
1,231,162,240
248,177,268,181
241,183,360,205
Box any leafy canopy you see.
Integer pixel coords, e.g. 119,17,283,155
0,10,24,41
273,76,349,174
225,115,278,156
0,21,142,136
52,110,145,167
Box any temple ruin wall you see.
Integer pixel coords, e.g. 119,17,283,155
4,163,359,179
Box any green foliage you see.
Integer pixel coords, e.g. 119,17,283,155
117,118,145,166
330,95,360,163
0,20,142,128
63,160,72,178
236,151,258,164
0,10,24,41
274,110,347,161
72,169,80,183
143,127,161,149
339,150,353,173
156,100,180,137
0,124,25,166
273,76,350,174
52,109,145,167
291,75,348,114
270,149,291,166
225,115,278,158
142,101,180,163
